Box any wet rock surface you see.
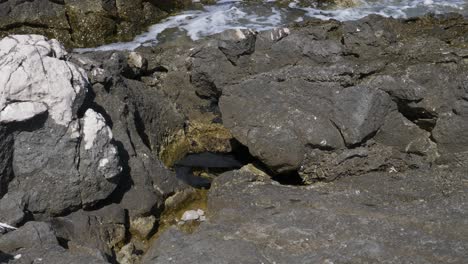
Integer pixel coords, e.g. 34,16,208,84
0,0,194,48
1,12,468,264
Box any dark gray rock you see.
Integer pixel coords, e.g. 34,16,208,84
0,192,27,227
0,35,122,217
71,51,185,217
0,221,108,264
51,204,127,260
121,187,162,218
143,166,468,264
0,126,13,198
298,143,413,182
375,112,438,160
432,113,468,166
220,65,353,173
332,86,394,146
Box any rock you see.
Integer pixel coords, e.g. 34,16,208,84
130,215,157,239
217,29,257,65
219,65,351,173
432,113,468,166
128,51,148,73
71,50,185,212
117,242,141,264
180,209,204,222
0,35,122,216
143,166,468,263
298,143,416,183
332,86,394,146
79,109,122,190
0,0,196,48
0,192,26,227
0,126,13,197
0,221,108,264
121,187,162,218
0,102,48,124
51,204,127,260
0,222,58,253
0,35,86,126
2,12,468,264
375,112,438,161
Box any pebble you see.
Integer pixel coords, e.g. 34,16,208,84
180,209,206,222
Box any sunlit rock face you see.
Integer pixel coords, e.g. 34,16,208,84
0,35,121,215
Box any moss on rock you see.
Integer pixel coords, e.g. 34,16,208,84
159,120,234,167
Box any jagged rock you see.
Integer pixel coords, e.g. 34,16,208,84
194,15,467,175
332,86,394,146
220,65,354,173
70,50,185,217
2,12,468,264
51,204,127,260
0,192,26,227
375,112,438,160
0,35,121,216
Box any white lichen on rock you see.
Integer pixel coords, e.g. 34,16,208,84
0,35,88,126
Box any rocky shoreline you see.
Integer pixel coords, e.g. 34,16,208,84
1,6,468,264
0,0,199,48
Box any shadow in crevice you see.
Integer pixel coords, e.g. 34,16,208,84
174,152,245,189
271,170,306,186
7,111,49,133
0,251,14,263
172,139,307,188
0,125,14,198
396,100,438,132
230,139,306,186
134,108,152,150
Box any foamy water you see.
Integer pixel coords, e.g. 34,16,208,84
75,0,467,52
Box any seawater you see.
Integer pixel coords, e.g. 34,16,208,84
75,0,468,52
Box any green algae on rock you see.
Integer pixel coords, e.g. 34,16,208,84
0,0,195,48
159,121,234,168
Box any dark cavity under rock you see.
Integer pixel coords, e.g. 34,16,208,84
174,152,245,189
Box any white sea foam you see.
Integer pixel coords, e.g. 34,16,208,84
75,0,467,53
293,0,467,21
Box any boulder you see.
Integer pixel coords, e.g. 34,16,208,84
0,35,121,216
71,50,185,214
